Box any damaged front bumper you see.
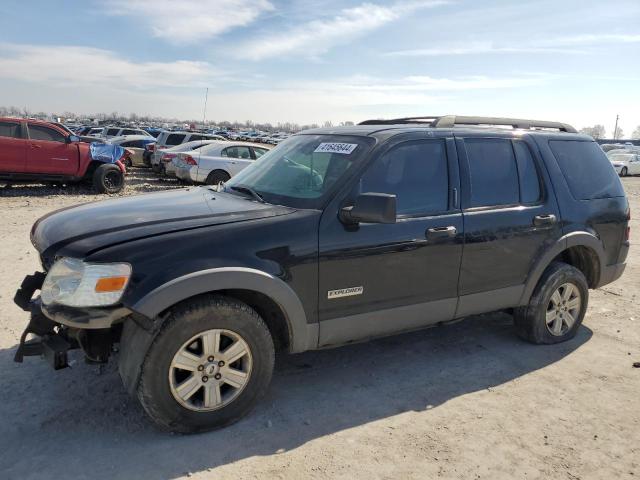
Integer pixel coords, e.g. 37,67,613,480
13,271,130,369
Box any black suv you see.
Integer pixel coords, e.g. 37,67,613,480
13,115,629,433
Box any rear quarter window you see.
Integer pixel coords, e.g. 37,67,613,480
549,140,625,200
166,134,186,146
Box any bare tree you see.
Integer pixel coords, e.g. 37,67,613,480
632,125,640,140
579,125,606,139
614,126,625,139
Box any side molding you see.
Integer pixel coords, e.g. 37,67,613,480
131,267,314,353
519,231,605,304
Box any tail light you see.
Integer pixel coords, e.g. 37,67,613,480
146,143,156,152
162,153,176,163
625,207,631,242
183,155,197,166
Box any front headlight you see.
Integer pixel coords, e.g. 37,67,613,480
41,258,131,307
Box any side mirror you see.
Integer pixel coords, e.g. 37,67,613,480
67,135,80,143
340,193,397,225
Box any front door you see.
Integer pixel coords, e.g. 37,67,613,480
0,119,26,173
26,123,79,175
318,135,463,347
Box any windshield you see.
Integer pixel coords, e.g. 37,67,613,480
224,134,374,208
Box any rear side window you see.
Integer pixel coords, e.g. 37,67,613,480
465,139,519,207
28,124,66,143
165,134,186,146
122,129,138,135
549,140,625,200
513,141,541,203
106,128,120,136
0,121,21,138
359,140,448,216
222,146,252,159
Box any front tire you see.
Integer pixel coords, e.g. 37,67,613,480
92,164,124,193
621,167,628,177
514,262,588,344
137,295,275,433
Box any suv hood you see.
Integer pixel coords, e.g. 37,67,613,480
32,187,294,262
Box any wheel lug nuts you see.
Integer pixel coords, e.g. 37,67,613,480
197,365,204,371
218,361,225,367
202,376,208,382
208,356,214,362
214,373,221,380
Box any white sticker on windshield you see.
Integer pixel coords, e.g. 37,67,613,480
314,143,358,155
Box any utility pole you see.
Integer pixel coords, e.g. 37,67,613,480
613,114,619,140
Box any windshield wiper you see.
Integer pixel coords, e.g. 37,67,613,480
228,184,265,203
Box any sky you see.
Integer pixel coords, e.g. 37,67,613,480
0,0,638,135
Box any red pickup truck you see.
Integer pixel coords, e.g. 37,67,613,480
0,117,126,193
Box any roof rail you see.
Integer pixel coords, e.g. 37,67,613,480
358,115,577,133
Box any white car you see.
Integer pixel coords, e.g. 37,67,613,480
100,126,153,139
150,131,225,171
174,141,271,184
609,152,640,176
107,135,157,167
158,139,229,176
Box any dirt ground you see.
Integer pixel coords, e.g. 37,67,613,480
0,171,638,480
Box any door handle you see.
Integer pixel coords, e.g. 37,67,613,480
533,214,557,226
426,226,457,239
30,144,41,149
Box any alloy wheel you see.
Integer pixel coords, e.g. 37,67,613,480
169,329,253,412
546,283,581,336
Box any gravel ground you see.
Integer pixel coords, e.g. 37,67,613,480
0,170,638,480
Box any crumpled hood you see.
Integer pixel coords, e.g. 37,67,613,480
31,187,294,262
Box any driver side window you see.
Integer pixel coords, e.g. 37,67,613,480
358,140,449,216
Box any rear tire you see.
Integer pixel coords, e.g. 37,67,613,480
514,262,588,344
621,167,628,177
92,164,124,194
137,295,275,433
205,170,231,185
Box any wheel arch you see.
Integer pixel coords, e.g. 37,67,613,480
130,267,315,354
520,232,605,304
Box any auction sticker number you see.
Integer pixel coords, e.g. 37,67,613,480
314,143,358,155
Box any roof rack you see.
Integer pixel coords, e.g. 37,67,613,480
358,115,577,133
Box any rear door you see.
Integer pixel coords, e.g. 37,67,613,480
26,123,79,175
0,119,27,173
455,135,562,316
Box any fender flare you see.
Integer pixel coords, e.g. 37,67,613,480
519,231,605,304
130,267,314,353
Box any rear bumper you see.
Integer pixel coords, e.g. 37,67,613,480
175,166,195,182
597,262,626,288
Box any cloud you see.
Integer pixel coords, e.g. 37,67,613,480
101,0,274,44
237,1,449,60
547,33,640,45
0,43,219,89
386,42,586,57
386,33,640,57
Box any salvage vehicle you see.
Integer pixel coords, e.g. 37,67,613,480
100,126,154,140
13,116,629,433
174,141,270,184
108,135,157,168
608,152,640,176
157,139,229,176
0,117,126,193
150,131,226,172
